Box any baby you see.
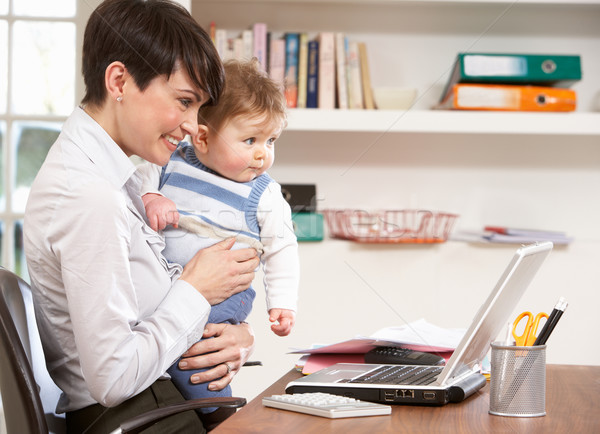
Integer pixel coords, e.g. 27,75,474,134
138,58,299,423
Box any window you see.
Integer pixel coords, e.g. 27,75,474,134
1,0,190,278
0,0,78,278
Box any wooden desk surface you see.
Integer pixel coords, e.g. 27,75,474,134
214,365,600,433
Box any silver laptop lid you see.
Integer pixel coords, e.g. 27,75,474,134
437,241,553,385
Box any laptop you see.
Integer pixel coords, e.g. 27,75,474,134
286,242,553,405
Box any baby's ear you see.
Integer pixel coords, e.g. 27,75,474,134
192,125,210,154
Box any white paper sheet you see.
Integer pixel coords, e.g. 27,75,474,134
290,319,465,354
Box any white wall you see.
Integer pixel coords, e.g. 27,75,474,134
230,129,600,401
189,0,600,401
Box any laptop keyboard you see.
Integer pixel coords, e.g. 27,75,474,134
343,365,443,386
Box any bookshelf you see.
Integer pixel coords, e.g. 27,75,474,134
192,0,600,138
287,109,600,135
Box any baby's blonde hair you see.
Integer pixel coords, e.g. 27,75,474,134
198,58,287,131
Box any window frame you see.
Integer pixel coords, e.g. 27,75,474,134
0,0,97,275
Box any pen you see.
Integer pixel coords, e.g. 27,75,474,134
533,297,568,346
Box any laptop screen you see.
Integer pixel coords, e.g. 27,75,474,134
437,242,553,385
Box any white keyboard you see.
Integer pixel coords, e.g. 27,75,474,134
262,392,392,418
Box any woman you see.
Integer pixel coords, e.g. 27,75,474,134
23,1,257,432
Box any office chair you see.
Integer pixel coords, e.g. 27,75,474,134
0,268,245,434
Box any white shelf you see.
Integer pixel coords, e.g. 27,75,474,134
286,109,600,135
204,0,600,5
195,1,599,138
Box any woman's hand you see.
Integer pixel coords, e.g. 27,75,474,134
178,323,255,390
180,238,259,305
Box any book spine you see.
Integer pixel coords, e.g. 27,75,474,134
306,40,319,109
265,32,271,72
296,33,309,109
317,32,335,109
224,38,235,60
284,33,300,108
269,38,286,89
214,29,228,59
335,33,349,109
209,21,216,44
358,42,375,110
347,41,364,109
253,23,268,71
241,30,253,60
344,37,353,109
232,38,244,60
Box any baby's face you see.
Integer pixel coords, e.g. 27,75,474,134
198,114,282,183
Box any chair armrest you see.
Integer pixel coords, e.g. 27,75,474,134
117,397,246,434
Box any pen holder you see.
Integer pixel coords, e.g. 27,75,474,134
489,342,546,417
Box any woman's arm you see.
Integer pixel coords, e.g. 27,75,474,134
53,180,258,406
53,180,210,407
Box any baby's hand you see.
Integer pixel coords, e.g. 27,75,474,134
142,193,179,232
268,308,296,337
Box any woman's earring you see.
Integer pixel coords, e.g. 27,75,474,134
116,96,123,102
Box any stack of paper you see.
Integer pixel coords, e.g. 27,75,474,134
483,226,574,244
452,226,573,245
290,319,464,374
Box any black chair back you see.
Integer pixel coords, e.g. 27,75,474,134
0,268,49,433
0,268,246,434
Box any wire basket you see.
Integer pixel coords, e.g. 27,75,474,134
322,209,459,244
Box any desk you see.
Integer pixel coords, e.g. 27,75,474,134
214,365,600,433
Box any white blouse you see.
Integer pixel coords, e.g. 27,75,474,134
23,107,210,413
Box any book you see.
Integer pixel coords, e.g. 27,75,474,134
317,32,335,109
232,37,244,60
253,22,268,71
436,83,576,111
335,33,349,109
440,53,582,103
306,39,319,109
284,33,300,108
265,31,271,71
209,21,216,44
241,29,253,60
358,42,375,110
223,38,235,60
268,38,286,89
296,33,309,109
347,41,364,109
214,28,228,59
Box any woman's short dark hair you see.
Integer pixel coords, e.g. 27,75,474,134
82,0,224,107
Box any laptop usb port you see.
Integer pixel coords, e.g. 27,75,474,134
423,391,436,400
384,391,395,401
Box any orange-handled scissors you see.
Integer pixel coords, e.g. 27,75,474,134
512,311,548,346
